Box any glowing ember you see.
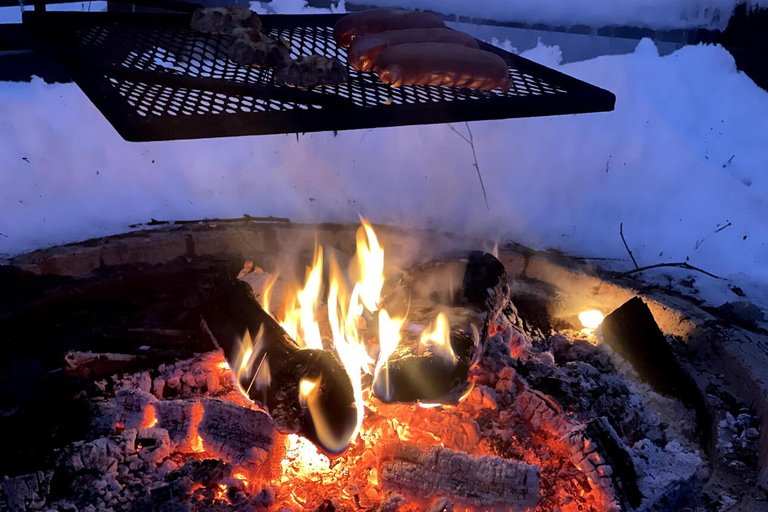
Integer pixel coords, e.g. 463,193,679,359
579,310,605,329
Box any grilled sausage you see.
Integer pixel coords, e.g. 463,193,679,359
191,6,261,35
348,28,479,72
333,8,445,48
374,43,512,91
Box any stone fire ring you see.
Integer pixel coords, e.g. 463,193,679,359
8,220,768,508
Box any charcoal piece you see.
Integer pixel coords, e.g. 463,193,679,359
380,442,539,510
201,280,357,454
274,55,349,89
563,417,641,511
227,29,291,68
372,329,475,404
461,252,510,317
190,6,262,35
599,298,708,436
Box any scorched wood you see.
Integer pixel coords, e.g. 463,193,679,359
200,280,357,454
380,442,539,511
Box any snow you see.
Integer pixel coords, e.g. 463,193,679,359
1,5,768,311
344,0,768,30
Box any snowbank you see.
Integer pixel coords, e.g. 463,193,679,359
342,0,767,30
1,39,768,296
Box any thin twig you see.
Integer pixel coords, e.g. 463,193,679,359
448,123,490,210
715,221,732,233
614,262,721,280
619,223,639,269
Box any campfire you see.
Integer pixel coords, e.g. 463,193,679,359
1,220,718,512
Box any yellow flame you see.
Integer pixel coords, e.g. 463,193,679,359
355,217,384,313
420,312,455,362
297,245,324,350
579,310,604,330
261,272,279,314
327,254,371,446
373,308,405,401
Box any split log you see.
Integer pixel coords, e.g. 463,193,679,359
201,280,357,454
372,329,475,404
599,298,709,447
380,442,539,511
562,417,641,511
154,400,203,452
114,389,156,430
198,398,275,467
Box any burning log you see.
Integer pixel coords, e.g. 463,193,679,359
372,328,476,404
201,280,358,454
198,398,275,467
154,399,203,452
114,389,156,429
562,417,642,511
380,442,539,511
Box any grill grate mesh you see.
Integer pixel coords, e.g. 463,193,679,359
24,12,615,141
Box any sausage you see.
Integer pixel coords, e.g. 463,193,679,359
348,28,479,72
333,9,445,48
191,6,261,35
374,43,512,91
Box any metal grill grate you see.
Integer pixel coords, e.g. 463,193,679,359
23,11,615,141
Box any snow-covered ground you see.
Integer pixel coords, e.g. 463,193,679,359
344,0,767,30
1,1,768,312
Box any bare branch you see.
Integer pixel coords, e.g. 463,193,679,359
715,221,732,233
619,223,639,269
447,123,490,210
613,262,720,280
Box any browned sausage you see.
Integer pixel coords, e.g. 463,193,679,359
348,28,479,72
374,43,512,91
333,9,445,48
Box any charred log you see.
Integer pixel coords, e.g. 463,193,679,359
380,442,539,511
461,251,510,318
563,417,641,511
198,399,275,468
201,280,357,454
372,329,475,404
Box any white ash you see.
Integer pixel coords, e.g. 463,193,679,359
631,439,705,510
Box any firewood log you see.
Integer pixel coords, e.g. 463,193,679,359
200,280,357,454
380,442,539,511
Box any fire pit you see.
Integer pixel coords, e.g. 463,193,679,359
0,220,763,512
